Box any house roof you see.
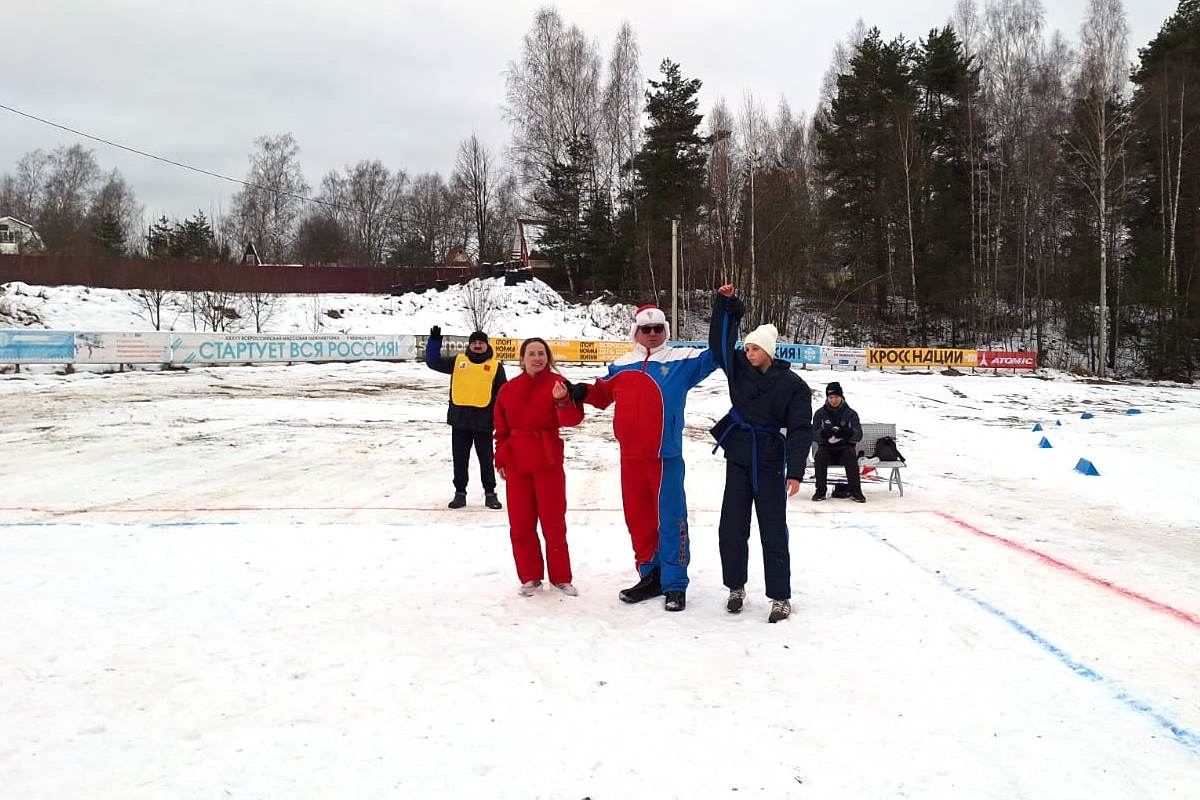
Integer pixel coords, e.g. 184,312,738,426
0,216,36,230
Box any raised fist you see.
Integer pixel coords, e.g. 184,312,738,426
430,325,441,338
717,284,734,297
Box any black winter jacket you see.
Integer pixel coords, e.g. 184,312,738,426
812,402,863,452
708,293,813,480
425,337,508,431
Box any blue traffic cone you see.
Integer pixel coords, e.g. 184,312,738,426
1126,408,1142,415
1074,458,1100,476
1038,437,1052,448
1081,412,1095,420
1032,422,1044,432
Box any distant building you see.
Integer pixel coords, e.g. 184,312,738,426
242,243,260,266
0,216,43,255
511,217,551,270
445,246,474,268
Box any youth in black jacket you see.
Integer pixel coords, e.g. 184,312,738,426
811,382,865,502
425,327,508,508
709,286,813,620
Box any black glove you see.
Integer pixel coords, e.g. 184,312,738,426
429,325,441,338
566,381,589,404
819,426,835,441
829,425,842,437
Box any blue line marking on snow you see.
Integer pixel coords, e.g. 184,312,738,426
856,523,1200,758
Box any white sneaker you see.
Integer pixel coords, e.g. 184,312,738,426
518,580,543,597
553,582,578,596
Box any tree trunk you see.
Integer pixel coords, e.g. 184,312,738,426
1098,105,1108,378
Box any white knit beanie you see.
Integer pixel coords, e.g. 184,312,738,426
630,304,671,341
743,324,778,355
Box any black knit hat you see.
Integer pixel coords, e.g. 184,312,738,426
826,381,844,397
468,331,489,344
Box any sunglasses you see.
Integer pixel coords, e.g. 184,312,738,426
638,324,665,334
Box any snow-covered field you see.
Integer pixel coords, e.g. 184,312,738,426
2,355,1199,798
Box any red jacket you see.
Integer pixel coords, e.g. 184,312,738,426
494,369,585,474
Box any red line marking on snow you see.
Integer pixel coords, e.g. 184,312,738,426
4,503,1196,631
931,509,1200,632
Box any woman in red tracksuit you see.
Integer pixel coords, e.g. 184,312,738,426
493,337,585,597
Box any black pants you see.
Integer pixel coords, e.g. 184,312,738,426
814,445,860,496
718,460,790,601
451,427,496,493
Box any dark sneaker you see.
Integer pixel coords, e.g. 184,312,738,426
618,568,662,604
811,490,826,502
831,485,850,499
484,492,502,510
851,494,867,503
664,591,687,612
448,492,467,509
726,588,746,613
768,599,792,623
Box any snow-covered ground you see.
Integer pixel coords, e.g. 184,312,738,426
1,357,1198,798
0,278,638,340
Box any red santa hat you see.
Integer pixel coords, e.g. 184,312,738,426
630,304,670,341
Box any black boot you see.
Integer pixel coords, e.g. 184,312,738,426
664,591,686,612
448,492,467,509
619,568,662,604
726,588,745,613
484,492,502,510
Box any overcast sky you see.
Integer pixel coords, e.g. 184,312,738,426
0,0,1178,223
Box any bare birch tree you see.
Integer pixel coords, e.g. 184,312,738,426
1069,0,1130,375
228,133,309,263
453,134,498,262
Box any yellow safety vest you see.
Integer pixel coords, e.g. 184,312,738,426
450,353,499,408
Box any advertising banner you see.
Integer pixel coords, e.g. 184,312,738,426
976,350,1037,369
416,335,628,363
576,340,630,362
826,347,868,366
169,333,415,364
671,341,824,364
774,343,823,365
0,330,75,363
868,348,979,368
74,332,173,364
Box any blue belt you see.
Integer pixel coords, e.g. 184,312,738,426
712,408,784,494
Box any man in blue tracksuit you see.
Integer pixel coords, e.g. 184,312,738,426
567,303,719,612
709,285,813,622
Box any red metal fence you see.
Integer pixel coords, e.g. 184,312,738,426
0,254,475,294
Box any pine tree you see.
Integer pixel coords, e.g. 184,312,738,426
147,216,174,259
536,134,592,292
629,59,710,298
1129,0,1200,378
92,211,126,257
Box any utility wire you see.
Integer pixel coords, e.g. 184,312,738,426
0,101,360,216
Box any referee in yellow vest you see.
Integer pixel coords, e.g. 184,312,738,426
426,326,508,509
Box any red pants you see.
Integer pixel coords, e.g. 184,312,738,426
505,466,571,584
620,457,664,570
